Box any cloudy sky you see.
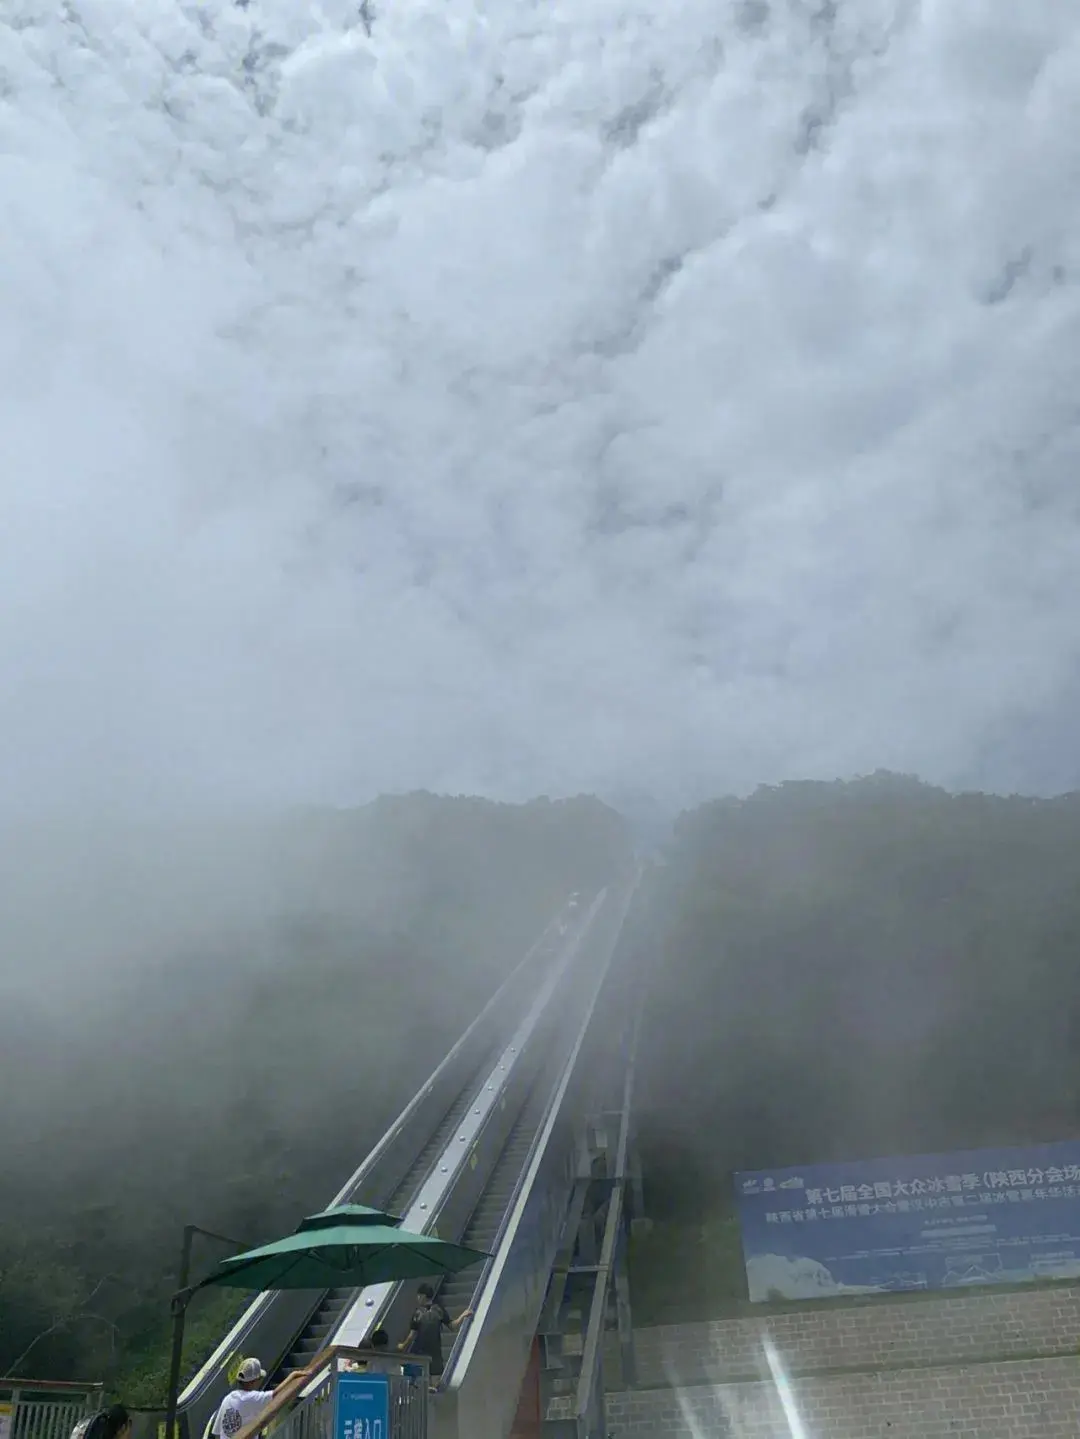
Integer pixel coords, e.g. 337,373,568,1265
3,0,1079,817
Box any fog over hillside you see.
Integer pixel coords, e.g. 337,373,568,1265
0,794,630,1387
3,0,1080,1394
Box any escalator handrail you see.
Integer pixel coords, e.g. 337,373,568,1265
445,869,641,1387
309,891,611,1361
324,905,580,1207
178,901,579,1408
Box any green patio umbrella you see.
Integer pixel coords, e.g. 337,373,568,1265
197,1221,488,1292
164,1207,397,1437
295,1204,401,1232
164,1209,487,1439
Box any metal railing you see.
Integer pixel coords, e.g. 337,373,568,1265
3,1389,101,1439
571,1003,641,1435
235,1349,429,1439
12,1404,92,1439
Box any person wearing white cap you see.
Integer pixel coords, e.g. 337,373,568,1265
211,1356,319,1439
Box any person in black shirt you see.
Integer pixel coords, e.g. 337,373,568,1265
399,1284,473,1387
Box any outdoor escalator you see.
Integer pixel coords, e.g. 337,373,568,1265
435,1075,557,1344
165,897,602,1439
276,1041,511,1377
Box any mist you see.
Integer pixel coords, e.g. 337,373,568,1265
638,778,1080,1185
0,792,630,1383
0,795,627,1110
2,0,1079,825
4,0,1080,1385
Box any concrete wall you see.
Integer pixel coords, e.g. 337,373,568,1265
600,1285,1080,1437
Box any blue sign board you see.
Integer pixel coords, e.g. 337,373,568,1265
335,1374,390,1439
735,1140,1080,1301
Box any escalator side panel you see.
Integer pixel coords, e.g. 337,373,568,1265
434,1038,594,1439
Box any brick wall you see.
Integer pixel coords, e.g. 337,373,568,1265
592,1286,1080,1437
605,1356,1080,1438
622,1285,1080,1386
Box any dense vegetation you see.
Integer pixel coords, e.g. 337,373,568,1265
0,793,630,1397
632,774,1080,1318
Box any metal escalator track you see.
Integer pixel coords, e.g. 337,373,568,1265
434,1077,555,1328
303,889,620,1365
276,897,597,1376
429,868,643,1439
278,1044,507,1375
274,907,597,1379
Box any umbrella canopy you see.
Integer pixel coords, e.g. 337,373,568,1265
296,1204,400,1233
197,1222,488,1293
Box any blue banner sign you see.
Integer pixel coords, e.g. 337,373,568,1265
335,1374,390,1439
735,1140,1080,1301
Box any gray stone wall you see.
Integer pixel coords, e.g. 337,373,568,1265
597,1287,1080,1436
606,1356,1080,1438
624,1286,1080,1386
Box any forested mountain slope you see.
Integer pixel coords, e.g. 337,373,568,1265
632,776,1080,1317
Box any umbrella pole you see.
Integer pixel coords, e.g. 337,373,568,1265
163,1224,250,1439
164,1226,197,1439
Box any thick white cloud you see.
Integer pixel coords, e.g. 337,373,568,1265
2,0,1080,816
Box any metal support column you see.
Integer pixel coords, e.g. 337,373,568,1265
612,1230,636,1390
540,997,643,1437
